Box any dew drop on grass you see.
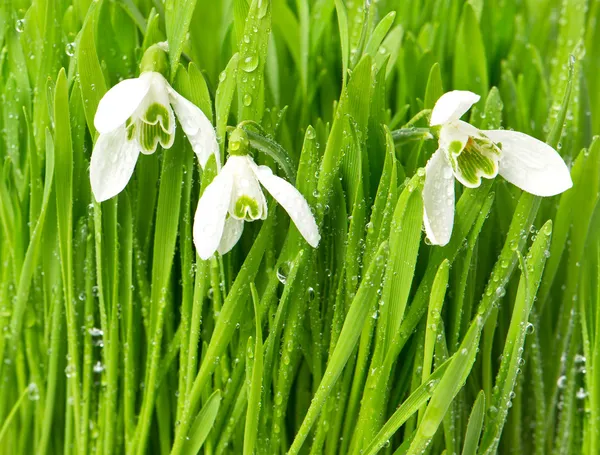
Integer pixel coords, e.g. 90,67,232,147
243,93,253,106
525,323,535,334
575,354,586,364
257,0,269,18
274,392,283,405
241,55,259,72
15,19,25,33
93,361,105,373
28,382,40,401
65,42,76,57
276,262,290,284
65,364,75,378
557,375,567,388
89,327,103,337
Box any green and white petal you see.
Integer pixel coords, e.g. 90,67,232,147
443,121,500,188
94,76,152,134
229,156,268,221
168,87,220,169
136,109,176,154
439,120,474,157
430,90,480,126
252,164,320,248
135,74,176,154
90,126,140,202
193,166,235,260
485,130,573,196
217,217,245,255
422,149,455,246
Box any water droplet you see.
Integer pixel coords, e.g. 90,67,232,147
275,392,283,405
243,94,253,107
241,55,259,72
89,327,103,337
557,375,567,388
65,364,75,378
276,262,290,284
257,0,269,18
93,361,105,373
525,323,535,334
15,19,25,33
65,42,76,57
219,71,227,82
28,383,40,401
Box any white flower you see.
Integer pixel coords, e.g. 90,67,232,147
423,90,573,246
90,71,219,202
193,154,320,260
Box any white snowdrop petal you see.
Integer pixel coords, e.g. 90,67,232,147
217,217,245,255
94,77,151,134
430,91,480,126
253,165,320,247
422,149,455,246
227,156,268,220
90,126,140,202
168,87,220,169
485,130,573,196
193,166,234,260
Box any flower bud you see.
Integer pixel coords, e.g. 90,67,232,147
140,43,169,77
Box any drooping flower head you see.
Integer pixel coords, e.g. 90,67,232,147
193,128,320,260
90,43,219,202
423,90,572,246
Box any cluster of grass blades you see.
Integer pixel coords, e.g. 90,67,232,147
1,0,600,454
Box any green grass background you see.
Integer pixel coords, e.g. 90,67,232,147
0,0,600,454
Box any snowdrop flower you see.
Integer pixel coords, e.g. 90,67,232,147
90,44,219,202
194,128,320,260
423,90,572,246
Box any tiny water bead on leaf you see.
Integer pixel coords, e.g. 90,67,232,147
422,90,573,246
193,128,320,260
65,42,76,57
15,18,25,33
89,43,219,202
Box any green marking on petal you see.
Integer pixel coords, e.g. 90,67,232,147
448,140,464,156
449,135,501,188
233,195,261,221
139,120,175,153
142,102,172,132
126,118,136,141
